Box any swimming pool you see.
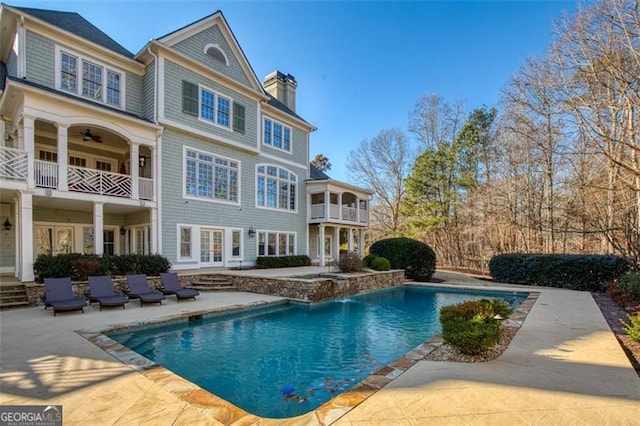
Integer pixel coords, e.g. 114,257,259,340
109,286,528,418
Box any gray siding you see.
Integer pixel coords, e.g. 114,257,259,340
172,24,251,87
142,61,156,121
25,30,55,88
7,45,18,77
259,116,310,168
125,71,144,117
163,60,257,149
160,129,308,265
0,203,15,268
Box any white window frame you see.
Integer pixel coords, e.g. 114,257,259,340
182,146,241,205
231,229,242,259
257,230,297,257
203,43,229,66
177,225,194,261
54,45,126,109
262,116,292,153
255,164,297,213
198,84,233,130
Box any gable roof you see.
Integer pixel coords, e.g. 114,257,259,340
12,5,134,58
155,10,263,93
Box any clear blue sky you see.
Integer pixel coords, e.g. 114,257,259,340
8,0,576,182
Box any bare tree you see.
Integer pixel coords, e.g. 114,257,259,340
347,128,413,239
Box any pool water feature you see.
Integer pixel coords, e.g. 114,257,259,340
109,286,528,418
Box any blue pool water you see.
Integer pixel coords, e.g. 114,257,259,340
109,286,527,418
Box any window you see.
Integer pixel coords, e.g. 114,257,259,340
180,227,192,258
199,86,231,128
205,44,228,65
39,151,58,162
257,231,296,256
256,165,296,211
57,47,124,108
262,117,292,152
185,148,239,203
95,161,113,172
69,156,86,167
232,230,241,257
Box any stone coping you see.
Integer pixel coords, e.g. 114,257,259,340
76,286,540,425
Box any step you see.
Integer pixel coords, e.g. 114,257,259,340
0,301,30,310
0,288,27,295
0,285,26,292
0,294,29,303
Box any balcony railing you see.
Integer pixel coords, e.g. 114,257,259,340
0,146,28,181
309,202,368,225
31,160,153,200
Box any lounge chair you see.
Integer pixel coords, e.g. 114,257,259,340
160,272,200,302
44,277,86,316
126,274,165,306
88,276,129,311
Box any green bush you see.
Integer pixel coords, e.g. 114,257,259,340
255,255,311,269
369,237,436,281
619,272,640,302
337,252,364,273
33,253,171,283
363,254,378,267
621,314,640,342
439,299,512,355
370,257,390,271
488,253,631,291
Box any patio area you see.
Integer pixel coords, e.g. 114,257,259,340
1,269,639,424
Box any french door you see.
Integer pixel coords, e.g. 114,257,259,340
200,229,224,267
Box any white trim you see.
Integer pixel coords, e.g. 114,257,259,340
203,43,229,66
176,224,195,262
262,115,292,154
256,229,297,257
197,83,233,131
255,164,298,214
54,45,127,110
17,21,26,78
159,117,259,153
182,145,241,206
258,152,307,170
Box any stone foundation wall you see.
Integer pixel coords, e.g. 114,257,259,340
223,270,405,302
26,270,406,305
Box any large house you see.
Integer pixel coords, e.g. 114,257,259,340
0,4,371,282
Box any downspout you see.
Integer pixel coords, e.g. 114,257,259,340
147,46,162,254
147,47,159,124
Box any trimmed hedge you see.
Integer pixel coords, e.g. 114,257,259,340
369,237,436,281
363,254,378,267
33,253,171,283
370,257,390,271
255,255,311,269
440,299,512,355
489,253,631,291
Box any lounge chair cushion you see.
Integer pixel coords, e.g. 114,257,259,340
126,274,165,305
44,277,86,316
160,272,199,301
88,276,129,310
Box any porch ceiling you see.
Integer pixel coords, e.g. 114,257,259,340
31,196,147,214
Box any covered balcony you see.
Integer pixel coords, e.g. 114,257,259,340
1,122,154,202
308,191,369,226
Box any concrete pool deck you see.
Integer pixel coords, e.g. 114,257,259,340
1,269,639,424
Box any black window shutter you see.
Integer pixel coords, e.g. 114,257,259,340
182,81,198,116
233,102,245,133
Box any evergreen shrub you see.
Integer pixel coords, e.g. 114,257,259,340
488,253,631,291
440,299,512,355
363,254,378,267
370,256,391,271
369,237,436,281
619,272,640,302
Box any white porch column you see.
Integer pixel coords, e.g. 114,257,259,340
359,229,365,257
93,202,104,255
131,143,140,199
324,190,330,220
150,207,158,253
356,197,361,223
18,191,34,282
21,115,35,189
319,224,325,266
348,228,354,253
337,193,343,220
334,226,340,262
56,123,69,191
13,194,21,279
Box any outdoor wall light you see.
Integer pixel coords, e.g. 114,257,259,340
3,218,12,231
139,156,146,168
120,225,127,235
248,227,256,238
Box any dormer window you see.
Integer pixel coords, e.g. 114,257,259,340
55,46,125,108
204,43,229,65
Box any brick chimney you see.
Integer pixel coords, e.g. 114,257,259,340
263,71,297,112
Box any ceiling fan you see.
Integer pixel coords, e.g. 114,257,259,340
80,128,102,143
